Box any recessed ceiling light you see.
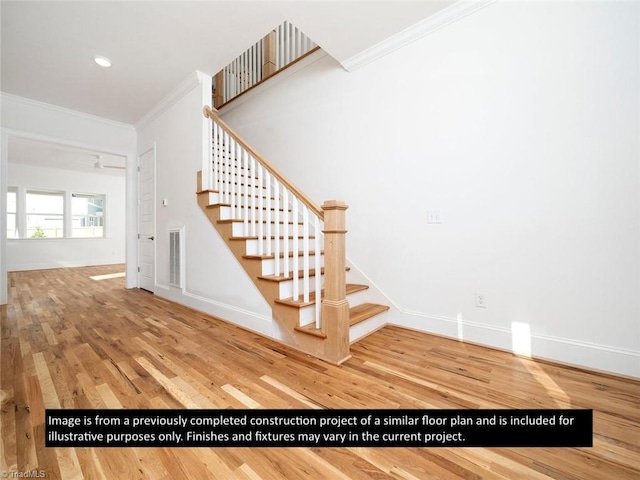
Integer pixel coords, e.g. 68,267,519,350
94,55,112,68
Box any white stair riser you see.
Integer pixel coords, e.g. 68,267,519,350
218,206,296,222
244,238,319,256
231,222,308,237
202,191,218,205
349,310,389,343
298,304,317,326
260,254,324,276
277,275,324,300
296,287,374,327
206,191,279,206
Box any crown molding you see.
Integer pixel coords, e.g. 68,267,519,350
0,92,135,131
134,70,209,131
341,0,497,72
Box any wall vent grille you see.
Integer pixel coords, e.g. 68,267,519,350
169,229,182,287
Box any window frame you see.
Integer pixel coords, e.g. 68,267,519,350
7,187,18,239
7,187,108,240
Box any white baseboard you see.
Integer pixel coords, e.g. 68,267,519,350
153,287,285,342
393,310,640,379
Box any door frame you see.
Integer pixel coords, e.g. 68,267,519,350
137,145,156,292
1,127,137,303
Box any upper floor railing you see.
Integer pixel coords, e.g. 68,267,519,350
213,21,318,108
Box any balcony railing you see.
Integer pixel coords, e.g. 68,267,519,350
213,21,318,108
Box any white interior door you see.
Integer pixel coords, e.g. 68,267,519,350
138,148,155,292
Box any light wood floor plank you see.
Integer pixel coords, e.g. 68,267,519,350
2,265,639,479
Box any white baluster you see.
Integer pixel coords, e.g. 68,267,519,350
314,215,322,328
287,23,296,63
265,170,272,257
229,137,236,219
250,43,255,87
223,131,230,205
273,182,280,277
250,156,257,237
257,163,264,256
276,24,282,70
236,142,242,219
243,150,249,237
292,197,299,300
238,56,242,94
284,21,289,64
302,205,310,303
253,43,256,85
234,58,239,97
223,67,228,103
240,52,244,92
212,121,218,190
229,63,233,99
282,187,290,278
259,38,262,79
245,49,249,89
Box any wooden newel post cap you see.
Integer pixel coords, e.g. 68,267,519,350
202,105,219,118
322,200,349,211
322,200,348,234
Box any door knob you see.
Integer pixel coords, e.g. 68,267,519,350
148,236,154,241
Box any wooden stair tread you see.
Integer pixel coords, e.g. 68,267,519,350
258,266,350,282
293,324,327,339
275,284,368,307
294,301,389,339
244,251,324,260
219,219,304,226
205,203,291,213
349,303,390,326
231,235,316,241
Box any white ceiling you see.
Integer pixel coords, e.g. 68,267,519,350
1,1,455,125
2,1,455,174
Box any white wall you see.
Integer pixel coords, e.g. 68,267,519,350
136,72,276,338
0,93,137,303
220,2,640,377
7,163,125,270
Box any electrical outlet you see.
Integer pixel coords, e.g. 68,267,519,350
427,209,442,224
475,292,487,308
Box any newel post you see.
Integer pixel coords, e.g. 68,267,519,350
263,30,277,78
213,71,224,109
321,200,350,363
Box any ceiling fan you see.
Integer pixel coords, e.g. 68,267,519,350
90,154,125,170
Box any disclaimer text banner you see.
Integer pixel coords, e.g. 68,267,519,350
46,409,593,448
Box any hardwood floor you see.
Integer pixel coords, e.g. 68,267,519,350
2,265,639,479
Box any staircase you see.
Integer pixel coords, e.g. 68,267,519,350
197,106,389,363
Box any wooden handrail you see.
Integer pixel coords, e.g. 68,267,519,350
203,105,324,220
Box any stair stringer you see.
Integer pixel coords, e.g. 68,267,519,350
196,188,349,363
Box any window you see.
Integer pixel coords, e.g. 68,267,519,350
72,193,105,238
26,190,64,238
7,189,106,239
7,188,17,238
